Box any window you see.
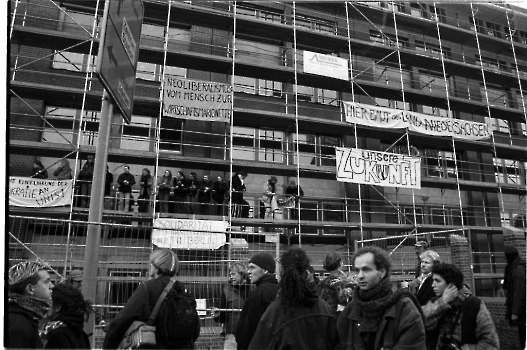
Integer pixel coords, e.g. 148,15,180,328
370,30,409,48
237,4,283,23
485,84,509,107
424,149,460,178
419,70,448,95
494,158,526,185
476,56,507,71
422,105,452,118
469,16,485,34
430,6,446,23
291,133,339,167
258,130,284,163
375,98,409,110
236,38,283,65
486,22,501,38
415,41,451,59
373,62,411,87
512,64,527,78
410,3,427,19
159,117,183,153
296,85,338,106
233,76,283,97
295,14,335,34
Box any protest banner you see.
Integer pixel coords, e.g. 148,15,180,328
343,101,491,140
162,76,232,122
152,218,229,250
336,147,421,189
9,177,73,207
303,50,349,81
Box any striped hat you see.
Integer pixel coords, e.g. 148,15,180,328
9,261,46,286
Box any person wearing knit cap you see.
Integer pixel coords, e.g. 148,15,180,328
249,248,337,350
7,261,54,348
104,248,200,349
235,253,279,350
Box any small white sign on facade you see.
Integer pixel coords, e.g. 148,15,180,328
303,50,349,81
152,218,229,250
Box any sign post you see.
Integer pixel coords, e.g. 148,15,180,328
82,0,143,343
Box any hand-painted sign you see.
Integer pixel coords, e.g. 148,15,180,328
343,101,491,140
336,147,421,189
9,177,73,207
162,76,233,122
152,218,229,250
303,51,349,81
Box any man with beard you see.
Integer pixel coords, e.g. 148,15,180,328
249,248,337,350
7,261,54,348
235,252,279,350
337,246,426,349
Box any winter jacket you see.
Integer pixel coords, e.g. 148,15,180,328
31,167,48,179
117,172,136,193
198,179,213,203
337,295,426,350
103,275,200,349
78,162,94,181
235,274,279,350
422,294,499,350
53,164,72,180
504,257,526,326
43,312,90,349
416,274,435,306
7,299,46,348
214,283,252,335
248,289,338,350
319,269,348,316
212,180,228,203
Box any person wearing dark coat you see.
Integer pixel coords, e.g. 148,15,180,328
77,155,94,208
158,170,173,213
41,283,92,349
7,261,54,349
117,165,136,212
249,248,337,350
415,250,441,306
103,249,200,350
138,168,153,213
231,171,249,218
197,174,213,215
173,171,188,214
504,245,526,348
53,158,72,180
336,246,426,350
235,253,279,350
319,252,349,316
31,159,49,179
213,263,252,350
212,175,228,216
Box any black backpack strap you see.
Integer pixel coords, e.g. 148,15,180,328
147,278,175,325
460,296,481,345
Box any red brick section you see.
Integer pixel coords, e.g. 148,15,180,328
483,297,523,350
449,234,474,289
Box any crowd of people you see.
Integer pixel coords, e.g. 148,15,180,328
7,242,523,350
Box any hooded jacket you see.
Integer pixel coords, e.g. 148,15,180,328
43,312,90,349
235,273,279,350
248,286,338,350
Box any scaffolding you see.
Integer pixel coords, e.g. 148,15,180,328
8,0,527,346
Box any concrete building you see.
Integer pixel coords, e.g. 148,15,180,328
8,1,527,347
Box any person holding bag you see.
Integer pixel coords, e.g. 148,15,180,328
103,249,200,349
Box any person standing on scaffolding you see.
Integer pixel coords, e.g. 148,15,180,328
231,170,249,218
117,165,136,212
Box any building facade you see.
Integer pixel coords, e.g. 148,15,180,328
8,0,527,345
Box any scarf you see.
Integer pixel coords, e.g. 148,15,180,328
353,278,414,333
9,293,51,319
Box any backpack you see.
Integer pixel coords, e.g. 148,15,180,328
155,285,200,348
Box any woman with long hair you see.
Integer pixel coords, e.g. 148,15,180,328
41,283,93,349
31,159,48,179
173,171,188,214
248,248,337,350
158,170,172,213
138,168,153,213
214,263,252,350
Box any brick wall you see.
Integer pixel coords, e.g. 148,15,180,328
449,234,475,290
483,297,523,350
